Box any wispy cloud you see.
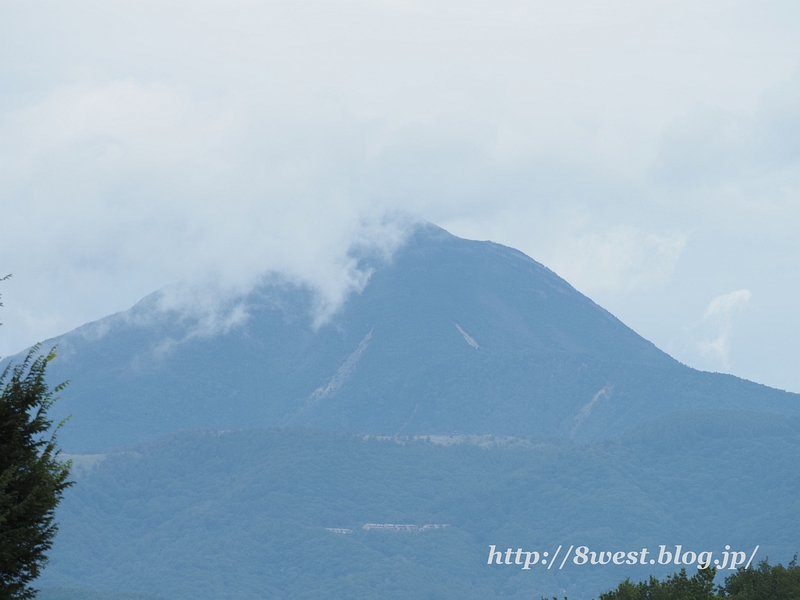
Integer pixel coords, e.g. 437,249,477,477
697,289,752,371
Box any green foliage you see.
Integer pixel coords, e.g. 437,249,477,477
598,559,800,600
598,568,717,600
0,346,72,599
720,556,800,599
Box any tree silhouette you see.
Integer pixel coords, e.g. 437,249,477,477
1,277,72,599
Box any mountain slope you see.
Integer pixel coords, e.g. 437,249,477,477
39,415,800,599
16,223,799,452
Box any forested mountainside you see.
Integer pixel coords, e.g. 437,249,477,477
13,223,798,453
40,413,800,599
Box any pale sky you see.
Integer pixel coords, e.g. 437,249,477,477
2,0,800,392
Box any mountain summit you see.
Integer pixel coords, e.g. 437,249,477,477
29,223,800,452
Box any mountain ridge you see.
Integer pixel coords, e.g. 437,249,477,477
5,222,798,452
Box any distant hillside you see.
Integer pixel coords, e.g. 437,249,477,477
9,223,799,452
39,414,800,599
37,589,164,600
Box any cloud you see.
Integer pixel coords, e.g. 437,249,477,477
2,0,800,395
697,289,752,371
654,71,800,224
0,73,419,354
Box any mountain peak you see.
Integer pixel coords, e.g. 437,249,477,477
19,224,799,452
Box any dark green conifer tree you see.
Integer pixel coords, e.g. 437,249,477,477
0,277,72,599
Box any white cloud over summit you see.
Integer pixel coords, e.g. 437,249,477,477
2,0,800,391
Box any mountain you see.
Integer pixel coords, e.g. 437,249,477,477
17,222,800,453
10,221,799,599
38,414,800,599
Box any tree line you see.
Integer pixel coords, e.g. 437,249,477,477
545,557,800,600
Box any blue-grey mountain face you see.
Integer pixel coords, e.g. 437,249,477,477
29,224,800,452
39,414,800,600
